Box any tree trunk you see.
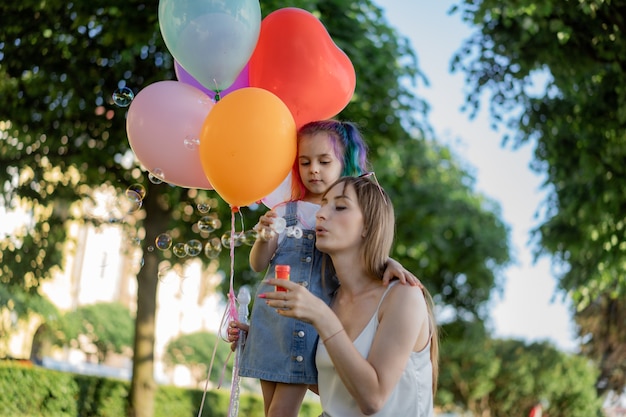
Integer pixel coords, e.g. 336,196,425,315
127,182,170,417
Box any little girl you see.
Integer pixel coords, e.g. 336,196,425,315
237,120,417,417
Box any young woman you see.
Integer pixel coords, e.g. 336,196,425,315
262,176,438,416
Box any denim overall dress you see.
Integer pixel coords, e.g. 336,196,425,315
239,201,337,384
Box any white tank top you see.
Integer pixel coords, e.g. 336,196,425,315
315,282,434,417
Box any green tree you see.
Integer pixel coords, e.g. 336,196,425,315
440,334,603,417
163,331,233,387
437,321,501,416
0,0,512,416
376,139,510,322
451,0,626,394
491,340,602,417
60,302,134,363
575,296,626,395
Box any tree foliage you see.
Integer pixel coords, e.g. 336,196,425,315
60,302,134,363
163,331,233,387
575,295,626,395
451,0,626,394
439,334,603,417
376,139,510,322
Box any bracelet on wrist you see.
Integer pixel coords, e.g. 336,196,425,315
322,328,344,344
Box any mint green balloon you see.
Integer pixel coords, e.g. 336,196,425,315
159,0,261,92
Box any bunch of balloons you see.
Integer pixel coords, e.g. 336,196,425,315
125,0,356,209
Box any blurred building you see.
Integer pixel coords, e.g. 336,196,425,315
6,218,227,388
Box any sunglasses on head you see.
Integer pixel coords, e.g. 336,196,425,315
358,171,387,205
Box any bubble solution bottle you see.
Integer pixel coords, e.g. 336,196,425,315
275,265,290,292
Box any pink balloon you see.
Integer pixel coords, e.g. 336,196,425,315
126,81,214,189
175,61,250,101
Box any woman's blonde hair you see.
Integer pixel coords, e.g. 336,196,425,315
324,176,439,395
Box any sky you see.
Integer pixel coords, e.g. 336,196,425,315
376,0,578,352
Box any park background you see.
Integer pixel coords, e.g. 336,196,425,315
2,0,625,416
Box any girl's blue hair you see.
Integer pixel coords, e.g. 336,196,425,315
290,119,369,200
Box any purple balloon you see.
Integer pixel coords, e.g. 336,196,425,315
174,61,250,100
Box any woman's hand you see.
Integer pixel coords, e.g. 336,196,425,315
260,279,329,325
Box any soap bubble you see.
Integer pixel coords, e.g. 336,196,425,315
148,169,165,184
243,229,258,246
197,216,216,233
272,217,287,234
185,239,203,257
210,217,222,230
286,226,303,239
204,238,222,259
155,233,172,250
258,228,275,241
184,135,200,150
158,265,173,282
197,203,210,213
112,87,134,107
172,243,187,258
221,231,244,248
126,184,146,201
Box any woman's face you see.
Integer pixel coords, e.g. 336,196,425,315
315,182,364,255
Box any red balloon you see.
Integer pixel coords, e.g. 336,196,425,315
249,8,356,128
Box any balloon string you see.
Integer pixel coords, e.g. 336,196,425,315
226,208,238,343
197,310,234,417
198,208,240,417
270,200,288,211
239,211,246,236
197,334,222,417
230,207,236,293
226,207,240,416
212,78,221,102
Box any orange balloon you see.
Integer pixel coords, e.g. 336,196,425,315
199,87,297,207
249,7,356,128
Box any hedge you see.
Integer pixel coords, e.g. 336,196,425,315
0,361,322,417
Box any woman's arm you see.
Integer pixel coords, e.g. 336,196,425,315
324,285,428,414
263,280,429,415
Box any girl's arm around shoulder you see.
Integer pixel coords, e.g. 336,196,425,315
382,258,423,288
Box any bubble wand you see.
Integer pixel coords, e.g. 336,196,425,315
228,285,251,417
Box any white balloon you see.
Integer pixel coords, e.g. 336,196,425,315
262,172,293,209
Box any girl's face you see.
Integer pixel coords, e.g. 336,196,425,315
297,132,343,203
315,182,364,255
